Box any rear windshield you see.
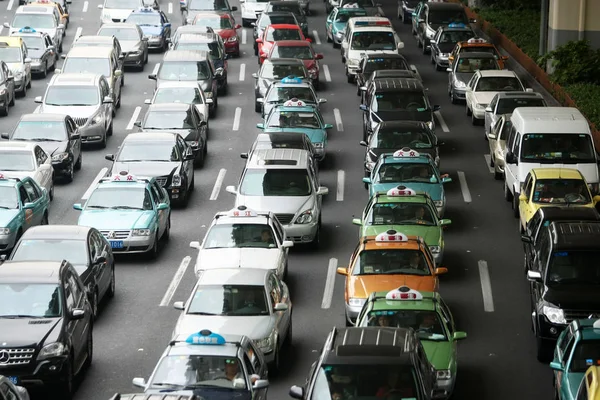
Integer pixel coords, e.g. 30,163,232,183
158,61,210,80
351,31,395,51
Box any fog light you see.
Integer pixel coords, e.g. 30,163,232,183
49,365,57,371
302,235,311,241
550,327,558,335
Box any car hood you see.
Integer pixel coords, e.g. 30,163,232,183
472,92,498,105
140,25,163,36
196,248,282,271
437,43,455,54
120,40,142,52
454,72,474,84
175,315,273,340
37,105,99,118
543,285,600,310
6,63,25,74
0,317,62,347
35,141,68,157
422,340,453,370
234,195,312,216
110,161,178,178
78,210,155,230
27,48,46,59
0,209,21,227
375,110,432,123
263,127,325,143
243,2,267,11
332,22,347,33
141,128,199,141
218,28,237,38
362,224,441,245
347,275,436,299
10,28,56,37
371,182,442,201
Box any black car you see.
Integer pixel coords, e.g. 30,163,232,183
105,132,195,206
2,113,82,183
265,1,308,37
355,54,416,97
253,12,299,55
135,103,207,166
253,58,310,111
429,24,474,71
0,260,93,398
360,69,418,104
7,225,115,319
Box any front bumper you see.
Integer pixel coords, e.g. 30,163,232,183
436,55,449,67
0,232,19,252
224,41,239,54
284,220,319,243
472,106,486,119
241,9,262,20
314,147,325,161
432,249,443,265
14,78,25,92
535,312,566,342
433,378,456,400
52,157,73,175
451,86,466,99
346,64,359,77
0,355,70,389
108,234,155,254
80,124,106,144
147,37,165,49
30,61,46,73
345,303,363,324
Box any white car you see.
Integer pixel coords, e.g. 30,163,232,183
190,206,293,279
464,69,526,126
240,0,269,27
144,80,212,124
98,0,156,23
0,142,54,200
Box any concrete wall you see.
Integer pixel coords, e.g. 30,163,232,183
548,0,600,51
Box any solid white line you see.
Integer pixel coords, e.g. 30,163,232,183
152,63,160,75
232,107,242,131
457,171,472,203
434,111,449,132
82,1,88,12
321,258,338,309
483,154,494,174
160,256,192,307
336,170,344,201
74,27,82,40
323,64,331,82
312,30,321,45
82,167,108,200
0,27,3,35
7,0,14,11
126,106,142,130
210,168,226,200
333,108,343,132
238,63,245,81
478,260,495,312
167,2,173,13
242,29,247,45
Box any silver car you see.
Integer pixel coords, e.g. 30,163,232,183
5,6,65,53
10,30,57,77
144,80,211,124
446,51,499,104
172,268,292,370
34,73,114,147
96,23,148,70
0,61,16,116
226,148,328,247
484,91,546,136
488,113,511,181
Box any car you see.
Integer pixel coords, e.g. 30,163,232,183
105,132,196,205
325,6,367,48
355,287,467,399
253,12,299,54
98,0,158,24
487,113,511,180
484,91,547,136
252,58,310,110
131,330,269,398
96,23,149,70
9,27,57,78
239,0,270,27
0,175,50,253
429,23,474,71
2,113,82,182
0,37,32,97
257,24,309,65
446,51,499,104
73,173,171,259
359,68,421,104
136,103,208,166
398,0,419,23
226,148,329,247
4,6,65,53
267,40,323,88
355,53,420,97
180,0,238,26
172,268,292,370
170,23,216,44
126,7,172,51
448,37,508,70
144,81,211,126
0,260,93,398
8,225,116,319
34,73,115,148
70,35,124,73
414,2,470,54
191,12,241,57
0,61,16,116
573,366,600,400
27,0,69,30
259,76,325,119
0,142,53,199
465,70,527,125
241,132,318,162
337,230,447,325
189,205,294,278
265,1,308,37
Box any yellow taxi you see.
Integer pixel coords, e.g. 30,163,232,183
336,230,447,326
448,38,508,69
29,0,69,31
518,168,600,231
575,366,600,400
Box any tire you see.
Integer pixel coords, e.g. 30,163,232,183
345,314,353,327
512,195,519,218
333,41,340,49
0,101,7,117
346,74,353,84
83,328,93,370
75,151,82,170
49,181,54,201
41,212,49,225
450,88,458,104
100,133,107,149
309,223,320,249
18,82,26,98
494,168,503,181
147,233,159,259
9,92,14,106
56,359,73,400
107,123,113,137
107,266,115,298
26,76,31,89
65,162,74,183
536,337,550,362
466,104,472,116
504,182,513,202
255,101,261,113
284,321,292,347
254,44,258,56
471,112,478,125
41,61,47,78
163,215,170,241
269,345,280,376
326,33,332,43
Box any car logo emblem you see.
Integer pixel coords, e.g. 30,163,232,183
0,351,10,364
108,231,115,239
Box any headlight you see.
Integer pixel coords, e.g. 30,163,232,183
434,200,443,208
52,152,69,162
440,53,449,58
348,298,366,308
347,58,358,66
436,370,452,381
132,228,151,236
226,36,238,42
205,91,213,98
475,103,487,109
172,174,182,187
91,115,103,125
426,121,434,130
38,342,65,360
313,142,324,148
0,89,6,96
256,335,273,352
429,245,441,254
30,58,41,63
0,228,10,235
295,208,314,224
542,305,566,324
453,79,466,88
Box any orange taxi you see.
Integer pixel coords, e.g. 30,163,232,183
336,230,447,326
448,38,507,69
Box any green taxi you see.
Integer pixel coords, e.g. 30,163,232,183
325,6,367,47
355,286,467,400
352,186,450,265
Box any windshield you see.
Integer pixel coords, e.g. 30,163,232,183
266,110,320,128
271,45,312,60
126,13,161,26
143,111,194,129
270,4,302,16
374,128,432,149
44,86,99,106
364,58,408,75
520,134,596,163
204,223,277,249
62,57,111,77
98,27,140,41
261,63,306,79
373,92,427,112
158,61,210,80
455,57,498,73
151,355,248,389
375,163,438,184
353,249,431,276
12,121,67,141
340,0,373,7
240,169,311,196
19,36,44,50
335,11,367,22
0,283,62,318
266,28,301,41
530,179,591,204
363,310,447,341
570,341,600,372
175,41,221,59
117,142,180,162
461,46,497,55
428,10,467,25
367,202,437,226
194,16,232,29
547,251,600,285
188,0,231,10
351,31,395,51
496,97,545,114
12,14,56,29
0,48,22,63
86,186,152,210
0,152,34,171
439,30,473,45
11,239,88,266
475,76,522,92
104,0,140,8
266,87,314,103
0,186,18,209
259,15,296,28
187,284,269,316
154,87,204,104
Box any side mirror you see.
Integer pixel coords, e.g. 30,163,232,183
359,104,368,111
114,70,123,77
205,98,213,104
73,203,83,211
95,256,107,265
132,378,146,388
58,24,65,30
317,186,329,195
469,18,477,23
525,88,534,92
434,267,448,275
336,267,348,276
549,361,564,371
97,3,103,8
488,133,496,140
0,133,9,139
231,6,238,11
190,240,201,249
165,23,171,27
133,121,142,128
352,218,362,226
184,153,195,161
173,301,185,310
252,72,258,79
253,380,269,390
256,38,263,43
144,99,151,104
359,86,367,92
240,152,249,159
70,309,85,320
527,270,542,282
316,53,324,60
305,38,312,43
324,124,333,130
519,193,527,202
148,74,157,80
485,106,493,113
157,203,169,211
446,68,452,72
235,24,241,29
593,195,600,203
452,331,467,340
215,67,224,76
103,96,114,104
105,154,115,161
251,22,256,27
441,174,452,183
439,219,451,226
2,23,9,28
359,141,367,147
34,96,43,103
225,185,237,194
430,39,437,45
22,202,35,209
274,302,288,311
318,98,327,104
256,123,264,129
432,105,440,112
505,152,517,164
60,53,67,59
282,240,294,248
70,132,81,140
362,177,371,184
142,37,149,41
397,42,404,50
502,56,509,61
521,235,532,244
256,98,265,104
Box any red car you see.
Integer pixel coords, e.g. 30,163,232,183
256,24,310,65
192,12,242,57
268,40,323,88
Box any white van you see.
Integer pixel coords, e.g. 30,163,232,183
503,107,600,212
340,16,404,83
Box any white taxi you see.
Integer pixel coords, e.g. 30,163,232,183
190,205,294,279
0,142,54,200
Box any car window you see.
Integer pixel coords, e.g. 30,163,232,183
152,181,167,203
271,220,284,244
18,185,30,205
150,185,162,205
243,353,255,377
35,146,48,165
68,273,83,304
22,180,40,202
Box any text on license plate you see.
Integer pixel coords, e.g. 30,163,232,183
7,376,18,385
110,240,123,249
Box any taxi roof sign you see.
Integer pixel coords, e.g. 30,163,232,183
228,205,258,217
375,229,408,242
386,286,423,300
283,98,306,107
354,19,391,27
467,38,487,44
186,329,226,345
342,3,361,8
138,6,155,11
447,23,466,28
386,185,416,197
280,76,303,84
393,147,419,158
19,27,37,33
111,172,137,182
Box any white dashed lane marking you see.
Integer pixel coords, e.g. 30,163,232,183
126,106,141,130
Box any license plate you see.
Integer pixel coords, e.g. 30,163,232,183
7,376,18,385
110,240,123,249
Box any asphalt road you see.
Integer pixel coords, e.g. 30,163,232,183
0,0,554,398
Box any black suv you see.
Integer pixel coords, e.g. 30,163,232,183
0,260,93,398
525,221,600,361
355,54,417,97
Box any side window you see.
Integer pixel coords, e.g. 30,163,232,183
513,133,521,157
268,273,281,305
563,335,576,365
242,353,255,376
88,234,98,261
271,221,284,244
507,125,518,150
537,228,550,270
523,173,533,198
150,185,161,205
64,277,74,309
153,181,167,203
143,189,153,210
18,186,30,205
68,273,84,304
36,146,48,165
489,96,498,111
558,328,573,356
22,180,40,202
438,301,454,334
527,212,541,237
246,342,261,372
92,231,107,259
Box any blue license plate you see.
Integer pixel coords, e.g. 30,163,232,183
110,240,123,249
7,376,18,385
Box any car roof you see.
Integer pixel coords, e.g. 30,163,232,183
0,261,65,283
373,78,423,91
535,206,600,222
373,192,430,205
495,91,544,99
156,80,200,89
75,35,116,44
198,268,269,285
247,148,310,169
267,23,301,30
147,103,192,111
16,5,54,13
20,113,67,122
50,73,101,85
264,57,305,65
213,213,270,226
124,132,178,142
425,2,463,10
64,46,113,58
531,168,585,180
379,121,428,130
262,11,295,17
478,69,518,77
369,290,437,312
163,49,209,61
99,23,139,30
20,225,92,240
0,142,36,150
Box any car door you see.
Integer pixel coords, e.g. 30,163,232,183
270,221,286,276
1,63,14,97
44,34,56,68
176,136,194,188
90,230,111,297
33,146,52,192
99,78,113,127
66,117,81,162
152,179,169,205
149,184,167,237
431,28,441,58
325,9,335,38
485,95,498,135
64,271,88,368
17,185,32,231
520,173,536,227
523,210,542,266
273,273,291,338
465,74,478,109
554,326,575,394
192,106,206,141
21,179,44,226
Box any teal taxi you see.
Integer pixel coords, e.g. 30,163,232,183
362,148,452,217
355,286,467,400
325,6,368,47
352,186,450,265
257,103,332,161
0,175,50,253
73,173,171,259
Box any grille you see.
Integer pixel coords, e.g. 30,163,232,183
100,230,130,239
73,117,88,127
564,309,600,323
0,347,35,366
275,214,294,225
112,18,125,22
155,176,168,187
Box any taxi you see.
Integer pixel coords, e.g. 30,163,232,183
336,230,447,325
362,148,452,217
355,286,467,399
5,5,66,53
28,0,69,30
9,27,57,77
126,7,172,51
0,37,32,96
0,175,50,253
258,76,325,119
257,102,332,161
448,37,508,69
131,330,270,397
72,173,171,259
352,186,450,265
257,24,309,65
325,6,367,48
189,205,294,279
574,366,600,400
518,168,600,231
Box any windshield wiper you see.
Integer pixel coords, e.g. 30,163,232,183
0,315,45,319
152,383,185,388
86,205,108,209
27,138,62,142
188,312,218,315
0,206,13,209
110,206,144,210
60,103,93,106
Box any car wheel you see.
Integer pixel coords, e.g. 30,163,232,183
107,266,115,298
41,61,47,78
471,112,478,125
345,313,353,327
310,225,320,249
466,103,472,116
333,41,340,49
254,44,258,56
65,162,74,183
536,337,550,362
494,167,503,181
75,152,82,170
56,358,73,400
269,345,280,375
9,91,15,106
512,195,519,218
83,328,93,370
107,123,113,137
346,73,353,84
49,181,54,201
190,173,195,191
41,212,49,225
284,320,292,347
489,154,495,167
147,233,159,259
26,76,31,89
100,133,107,149
0,101,7,117
255,101,261,113
18,82,26,98
163,215,170,241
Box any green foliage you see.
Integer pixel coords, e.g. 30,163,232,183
475,9,541,58
565,84,600,128
539,40,600,86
